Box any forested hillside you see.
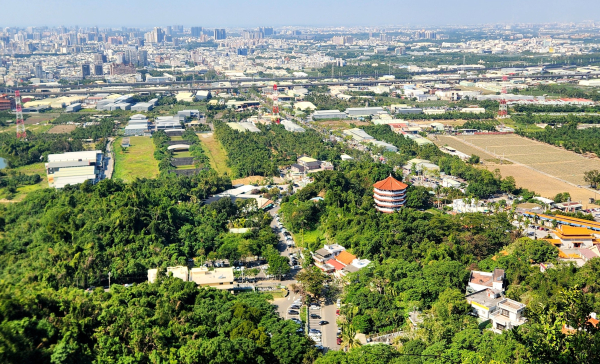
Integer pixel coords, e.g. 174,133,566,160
279,162,600,364
214,121,342,177
0,170,325,363
0,277,318,363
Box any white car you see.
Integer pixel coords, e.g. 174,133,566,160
310,305,320,310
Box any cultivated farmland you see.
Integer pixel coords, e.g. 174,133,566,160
434,134,600,206
460,134,600,186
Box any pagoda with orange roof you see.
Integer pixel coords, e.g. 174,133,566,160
373,175,408,213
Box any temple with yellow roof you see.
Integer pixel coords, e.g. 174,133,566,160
544,225,600,263
544,225,600,249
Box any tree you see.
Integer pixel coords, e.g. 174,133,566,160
515,287,600,364
295,266,328,298
467,154,480,165
553,192,571,203
583,169,600,189
405,186,432,209
500,175,517,194
266,254,291,280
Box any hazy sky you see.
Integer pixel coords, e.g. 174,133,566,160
2,0,599,28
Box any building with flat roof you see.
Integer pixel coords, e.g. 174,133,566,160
131,102,154,112
190,267,235,288
46,150,104,189
313,110,347,120
345,107,385,117
369,140,398,152
342,128,374,142
281,119,305,132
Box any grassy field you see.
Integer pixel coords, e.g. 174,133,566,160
291,228,323,249
198,132,232,176
113,136,159,182
0,162,48,203
173,151,192,158
0,124,53,134
153,103,208,114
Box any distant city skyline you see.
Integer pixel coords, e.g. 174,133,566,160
1,0,600,27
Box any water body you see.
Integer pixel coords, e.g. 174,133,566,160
0,157,7,169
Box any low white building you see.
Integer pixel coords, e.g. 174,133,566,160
46,150,104,189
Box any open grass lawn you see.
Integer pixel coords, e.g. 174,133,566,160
153,103,208,114
198,132,232,176
173,151,192,158
113,136,159,182
0,162,48,203
291,228,323,249
0,124,53,134
174,164,196,169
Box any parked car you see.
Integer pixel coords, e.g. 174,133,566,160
337,337,342,345
310,314,321,319
290,305,301,310
288,310,299,315
318,320,329,325
310,305,320,310
309,329,321,334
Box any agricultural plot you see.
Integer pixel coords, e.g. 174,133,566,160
434,134,600,206
461,134,600,186
47,124,77,134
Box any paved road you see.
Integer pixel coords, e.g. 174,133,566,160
105,137,115,179
320,303,339,352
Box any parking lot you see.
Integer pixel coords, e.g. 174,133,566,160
269,204,340,352
273,293,339,352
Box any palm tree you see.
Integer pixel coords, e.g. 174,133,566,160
340,324,361,351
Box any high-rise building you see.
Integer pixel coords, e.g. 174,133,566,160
94,64,103,76
148,27,165,43
379,34,392,42
94,53,106,63
213,29,226,40
81,64,90,77
115,53,125,64
191,27,202,37
332,36,353,45
34,63,44,79
259,27,274,36
137,50,148,66
424,30,437,40
166,26,172,36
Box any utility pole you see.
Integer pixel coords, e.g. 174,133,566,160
108,272,111,289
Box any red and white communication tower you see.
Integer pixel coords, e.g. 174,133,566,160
15,90,26,138
497,76,508,118
272,83,280,124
